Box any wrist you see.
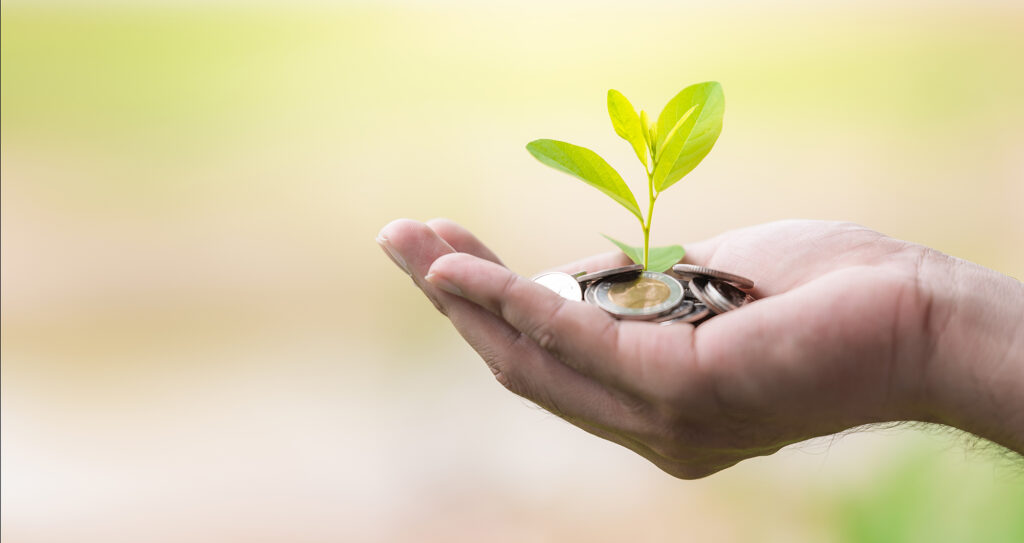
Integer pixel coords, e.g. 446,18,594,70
917,250,1024,453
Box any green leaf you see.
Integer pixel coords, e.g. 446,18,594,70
646,245,686,273
601,234,685,272
650,104,697,191
601,233,644,266
607,90,648,168
639,109,655,158
526,139,643,221
653,81,725,192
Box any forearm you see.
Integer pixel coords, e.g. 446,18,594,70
919,250,1024,453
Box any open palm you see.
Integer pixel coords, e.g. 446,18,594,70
379,218,940,478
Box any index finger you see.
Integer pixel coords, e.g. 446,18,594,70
426,252,684,395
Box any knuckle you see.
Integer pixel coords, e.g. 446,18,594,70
526,297,568,353
490,365,516,392
475,341,520,394
497,272,520,306
485,357,521,395
533,324,557,352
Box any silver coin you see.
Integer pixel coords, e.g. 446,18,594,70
672,264,754,289
591,271,683,320
688,277,724,314
659,303,711,325
576,264,643,285
584,280,600,305
531,271,583,301
653,300,697,322
703,278,755,312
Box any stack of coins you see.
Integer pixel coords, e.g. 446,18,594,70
532,263,756,326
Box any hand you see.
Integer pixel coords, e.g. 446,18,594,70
377,219,1023,477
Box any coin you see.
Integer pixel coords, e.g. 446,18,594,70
703,278,754,312
689,277,752,314
531,271,583,301
652,300,696,322
575,264,643,285
659,303,711,325
688,277,722,314
571,262,758,325
591,271,683,320
672,264,754,289
584,280,600,305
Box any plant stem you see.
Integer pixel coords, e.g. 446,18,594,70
643,171,657,269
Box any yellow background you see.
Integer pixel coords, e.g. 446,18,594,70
3,2,1023,541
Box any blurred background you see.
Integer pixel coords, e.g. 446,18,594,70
3,1,1023,541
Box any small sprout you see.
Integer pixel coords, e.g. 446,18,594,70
526,82,725,272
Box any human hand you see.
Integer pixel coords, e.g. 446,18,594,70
377,219,1023,477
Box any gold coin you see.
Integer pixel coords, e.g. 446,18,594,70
607,277,671,309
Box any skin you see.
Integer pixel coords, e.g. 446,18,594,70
376,218,1024,478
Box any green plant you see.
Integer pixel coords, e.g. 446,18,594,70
526,82,725,271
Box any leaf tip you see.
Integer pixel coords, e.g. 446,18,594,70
525,138,550,154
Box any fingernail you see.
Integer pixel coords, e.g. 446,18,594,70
425,273,463,297
376,235,411,276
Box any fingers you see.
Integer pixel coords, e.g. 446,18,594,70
426,218,505,266
426,251,683,395
380,219,807,470
427,217,632,277
680,237,721,267
548,250,632,276
377,219,652,436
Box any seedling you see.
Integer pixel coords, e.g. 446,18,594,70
526,82,724,272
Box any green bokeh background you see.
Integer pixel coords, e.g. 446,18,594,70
2,2,1022,542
